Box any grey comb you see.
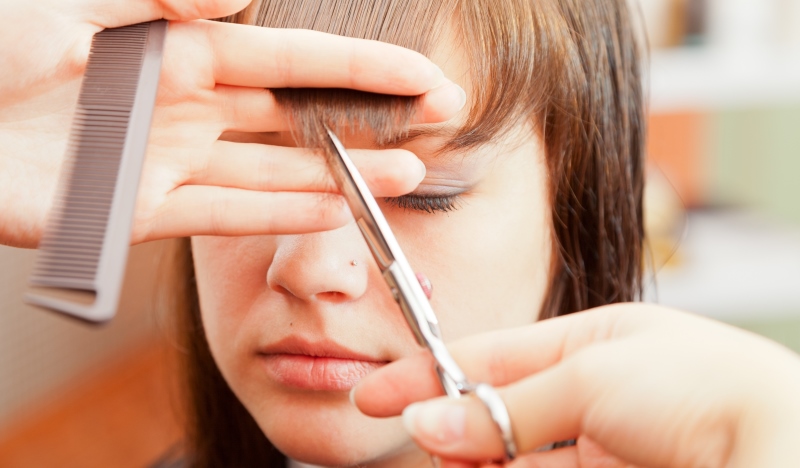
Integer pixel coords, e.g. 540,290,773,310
26,21,168,323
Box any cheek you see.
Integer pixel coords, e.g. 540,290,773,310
191,236,276,378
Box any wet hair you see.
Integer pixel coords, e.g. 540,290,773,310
167,0,645,465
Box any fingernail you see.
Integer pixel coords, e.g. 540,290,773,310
349,386,357,406
415,158,427,181
454,84,467,111
430,64,446,88
416,272,433,299
403,401,466,446
430,82,467,114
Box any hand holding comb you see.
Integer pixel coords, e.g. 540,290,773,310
16,18,462,323
26,21,167,323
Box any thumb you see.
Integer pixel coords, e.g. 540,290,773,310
74,0,252,28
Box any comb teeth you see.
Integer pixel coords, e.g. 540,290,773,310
27,21,167,322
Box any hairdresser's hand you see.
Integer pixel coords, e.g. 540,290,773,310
0,0,464,248
353,304,800,468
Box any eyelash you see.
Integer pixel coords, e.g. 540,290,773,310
383,194,462,213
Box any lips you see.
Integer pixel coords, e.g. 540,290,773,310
258,337,388,391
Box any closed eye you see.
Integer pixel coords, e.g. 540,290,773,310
383,193,462,213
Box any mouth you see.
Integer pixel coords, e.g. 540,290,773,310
258,337,389,392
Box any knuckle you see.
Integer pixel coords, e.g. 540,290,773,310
274,32,298,87
189,148,212,184
256,151,278,191
486,343,513,385
567,349,604,387
209,197,228,235
347,40,361,88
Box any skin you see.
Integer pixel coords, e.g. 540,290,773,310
192,35,553,467
354,305,800,468
0,0,464,248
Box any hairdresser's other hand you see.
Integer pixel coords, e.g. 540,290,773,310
354,304,800,468
0,0,465,248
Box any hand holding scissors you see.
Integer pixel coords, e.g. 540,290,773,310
353,304,800,467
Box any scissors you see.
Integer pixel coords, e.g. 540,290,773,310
324,127,519,460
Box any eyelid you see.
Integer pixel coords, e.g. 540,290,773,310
383,190,466,214
402,185,468,198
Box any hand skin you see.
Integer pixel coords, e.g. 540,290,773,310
353,304,800,468
0,0,465,248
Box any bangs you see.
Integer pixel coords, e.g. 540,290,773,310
223,0,540,152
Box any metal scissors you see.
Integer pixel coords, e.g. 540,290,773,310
324,128,519,460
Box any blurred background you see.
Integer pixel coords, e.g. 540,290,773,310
639,0,800,346
1,0,800,466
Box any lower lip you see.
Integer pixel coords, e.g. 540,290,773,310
260,354,385,391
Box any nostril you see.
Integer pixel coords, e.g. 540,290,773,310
314,291,350,303
270,283,292,296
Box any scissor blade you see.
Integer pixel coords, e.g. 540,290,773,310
324,129,397,271
324,130,437,332
324,128,469,391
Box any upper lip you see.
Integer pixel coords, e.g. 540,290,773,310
258,336,386,362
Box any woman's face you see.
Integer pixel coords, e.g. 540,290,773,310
191,37,552,466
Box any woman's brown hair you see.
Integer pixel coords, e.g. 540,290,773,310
167,0,645,465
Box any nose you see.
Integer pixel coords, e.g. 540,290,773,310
267,223,370,303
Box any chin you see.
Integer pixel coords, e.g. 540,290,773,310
257,392,414,466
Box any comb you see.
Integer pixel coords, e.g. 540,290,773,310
25,21,168,323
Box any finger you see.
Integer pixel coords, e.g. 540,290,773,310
414,400,611,464
214,85,282,133
78,0,250,27
399,380,571,462
400,394,514,461
215,81,466,133
507,446,579,467
401,352,620,460
202,21,446,95
415,81,467,124
188,141,425,197
440,460,477,468
575,436,631,468
216,81,466,133
354,307,647,416
354,351,444,417
441,448,580,468
405,400,606,467
493,437,628,468
136,186,351,242
468,438,626,468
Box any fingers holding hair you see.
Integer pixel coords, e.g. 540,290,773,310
187,141,426,198
135,139,426,243
81,0,453,98
133,187,352,243
212,81,466,135
201,21,446,95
